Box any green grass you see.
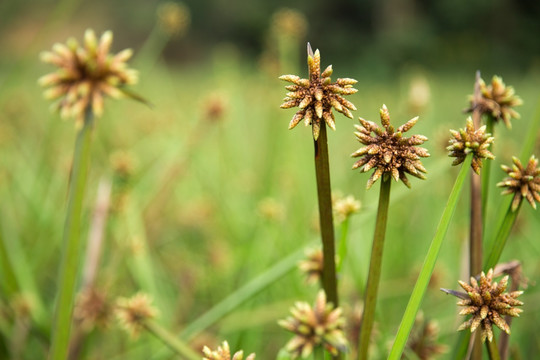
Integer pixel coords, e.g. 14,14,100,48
0,38,539,359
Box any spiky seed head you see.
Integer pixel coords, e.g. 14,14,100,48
202,341,256,360
497,155,540,211
156,2,191,37
447,117,495,174
279,290,348,358
115,293,158,338
279,43,357,140
39,29,141,127
74,287,112,330
447,269,524,343
466,75,523,128
298,248,323,285
405,312,447,360
351,105,429,189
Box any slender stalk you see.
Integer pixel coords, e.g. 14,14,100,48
314,124,338,306
470,170,483,276
144,320,200,360
499,271,520,360
336,217,350,273
49,112,94,360
484,201,521,271
388,154,472,360
358,176,391,360
481,117,495,224
486,337,502,360
470,71,483,360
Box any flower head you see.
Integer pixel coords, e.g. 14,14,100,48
447,117,494,174
448,269,524,343
279,290,348,358
39,29,139,125
333,193,361,223
74,288,112,330
279,43,357,140
115,293,158,338
405,313,447,360
271,8,308,40
298,248,323,285
157,2,191,37
351,105,429,189
202,341,255,360
466,75,522,128
497,155,540,211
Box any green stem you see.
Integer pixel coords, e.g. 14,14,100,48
49,112,94,360
314,124,338,306
358,176,391,360
484,201,521,271
487,337,501,360
336,217,350,273
144,320,199,360
314,346,325,360
481,117,494,225
388,154,472,360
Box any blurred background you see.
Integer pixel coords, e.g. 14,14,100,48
1,0,539,359
2,0,540,74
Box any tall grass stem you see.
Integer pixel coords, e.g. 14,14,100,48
336,217,350,273
481,117,494,225
314,124,338,306
388,154,472,360
358,176,391,360
144,320,200,360
484,202,521,271
49,112,94,360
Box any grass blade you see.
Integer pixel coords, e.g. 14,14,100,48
49,114,94,360
388,154,472,360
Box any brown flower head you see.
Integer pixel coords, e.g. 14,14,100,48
447,117,494,174
279,43,357,140
351,105,429,189
74,288,112,330
157,2,191,37
445,269,524,343
404,312,447,360
202,341,255,360
115,293,158,338
39,29,139,125
466,75,522,128
279,290,348,358
298,248,323,285
497,155,540,211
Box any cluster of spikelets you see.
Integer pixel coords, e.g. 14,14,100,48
298,248,324,285
351,105,429,189
38,29,138,125
279,43,357,140
498,155,540,211
467,75,523,128
447,117,495,174
115,293,158,338
203,341,255,360
453,269,524,343
279,290,348,358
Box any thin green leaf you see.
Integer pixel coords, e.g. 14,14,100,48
388,154,472,360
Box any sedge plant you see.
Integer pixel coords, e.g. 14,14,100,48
351,105,429,360
39,29,143,359
279,43,358,308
